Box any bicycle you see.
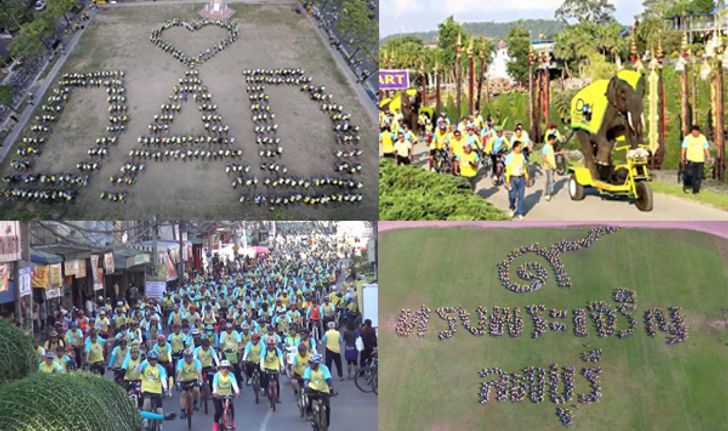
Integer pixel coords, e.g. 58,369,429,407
142,393,164,431
126,380,141,409
250,365,261,404
310,390,337,431
179,380,199,430
201,368,214,415
266,370,279,411
354,357,378,394
491,152,506,187
297,380,308,418
215,393,235,431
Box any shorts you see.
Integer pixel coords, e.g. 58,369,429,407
382,153,395,159
143,392,163,409
396,155,410,165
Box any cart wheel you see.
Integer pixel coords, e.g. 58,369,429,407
635,181,653,212
569,175,584,201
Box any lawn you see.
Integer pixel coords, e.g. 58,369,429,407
379,226,728,431
0,3,376,220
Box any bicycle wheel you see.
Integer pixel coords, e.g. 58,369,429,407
269,382,276,411
372,370,378,395
186,392,193,430
253,375,259,404
319,403,328,431
354,366,373,393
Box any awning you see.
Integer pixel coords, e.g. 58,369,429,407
33,245,91,261
31,250,63,264
112,247,151,271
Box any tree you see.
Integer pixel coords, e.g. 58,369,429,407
437,16,464,69
8,16,53,59
46,0,78,26
507,21,531,85
0,85,13,108
555,0,617,25
0,0,32,32
337,0,376,59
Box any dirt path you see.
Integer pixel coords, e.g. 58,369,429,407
379,220,728,240
409,145,728,221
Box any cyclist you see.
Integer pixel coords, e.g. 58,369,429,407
212,360,240,431
122,343,143,407
138,350,169,423
260,336,284,403
39,352,64,374
194,337,220,391
291,342,310,395
151,334,174,376
108,337,130,383
176,348,203,419
169,324,189,365
219,322,242,385
303,354,334,424
85,330,106,375
64,322,83,369
242,332,263,385
489,128,511,177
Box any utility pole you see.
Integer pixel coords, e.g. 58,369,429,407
151,218,158,279
178,221,185,285
12,222,29,327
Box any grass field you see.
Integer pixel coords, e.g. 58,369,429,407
0,3,376,220
379,226,728,431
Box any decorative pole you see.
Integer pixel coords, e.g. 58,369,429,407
528,45,536,140
455,32,463,123
419,57,427,107
655,36,666,168
435,58,441,117
630,20,643,71
715,35,726,181
677,32,690,138
476,38,488,108
541,51,550,138
468,37,475,115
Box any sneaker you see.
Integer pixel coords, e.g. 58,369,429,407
508,210,515,218
545,195,551,202
683,185,690,194
517,215,524,220
247,378,251,385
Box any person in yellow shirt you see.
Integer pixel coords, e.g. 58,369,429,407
138,350,169,418
455,143,481,190
542,133,558,201
429,125,449,171
393,133,412,166
291,343,310,396
448,129,467,175
379,127,395,159
321,322,343,381
212,360,240,429
680,124,712,194
39,352,64,374
85,331,106,375
303,354,334,425
505,140,529,219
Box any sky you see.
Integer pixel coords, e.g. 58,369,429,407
380,0,644,38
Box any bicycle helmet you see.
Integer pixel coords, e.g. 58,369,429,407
190,328,201,336
219,360,231,368
147,351,159,360
251,333,261,341
310,354,322,364
183,348,194,357
205,324,214,331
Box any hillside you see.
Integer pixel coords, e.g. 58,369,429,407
381,19,565,44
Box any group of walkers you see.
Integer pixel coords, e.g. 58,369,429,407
380,108,566,219
33,226,377,430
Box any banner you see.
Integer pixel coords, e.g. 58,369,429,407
0,263,10,292
379,69,410,90
104,252,114,274
19,267,31,297
46,287,62,299
49,264,62,287
32,265,50,288
90,255,103,291
166,253,178,281
64,260,79,277
145,281,166,298
0,221,20,263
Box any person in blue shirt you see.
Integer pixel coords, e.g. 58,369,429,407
303,354,335,424
108,338,130,383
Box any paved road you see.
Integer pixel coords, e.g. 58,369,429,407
409,145,728,221
0,13,95,162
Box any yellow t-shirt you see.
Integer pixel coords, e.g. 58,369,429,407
170,333,186,353
262,350,280,371
380,131,394,154
39,361,60,374
141,364,163,394
324,329,341,354
450,136,467,158
216,373,234,395
197,348,214,368
459,151,479,178
506,152,528,181
294,353,310,377
432,129,447,150
542,144,556,169
394,140,411,158
683,134,708,163
307,368,330,394
247,343,262,364
125,357,142,381
178,360,198,382
88,341,104,364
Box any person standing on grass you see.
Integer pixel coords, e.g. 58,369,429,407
681,124,712,194
542,134,558,201
505,140,529,219
394,132,412,166
322,321,344,381
455,143,480,190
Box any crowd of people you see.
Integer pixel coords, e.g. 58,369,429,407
644,306,687,345
380,108,567,218
2,71,128,204
240,68,364,210
150,19,239,68
32,226,377,430
497,227,620,294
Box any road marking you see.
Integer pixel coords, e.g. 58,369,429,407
258,408,273,431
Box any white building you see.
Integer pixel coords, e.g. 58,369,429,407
487,40,514,83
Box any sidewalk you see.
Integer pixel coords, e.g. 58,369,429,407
0,12,96,164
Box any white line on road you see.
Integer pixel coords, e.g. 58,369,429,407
258,408,273,431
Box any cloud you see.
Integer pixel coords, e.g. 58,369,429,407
441,0,563,14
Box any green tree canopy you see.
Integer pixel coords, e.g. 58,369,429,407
437,16,464,68
507,21,531,84
0,0,33,32
337,0,377,59
555,0,617,25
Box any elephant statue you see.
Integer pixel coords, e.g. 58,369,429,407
399,89,421,131
569,70,646,181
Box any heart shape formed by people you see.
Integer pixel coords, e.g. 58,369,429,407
150,18,239,67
